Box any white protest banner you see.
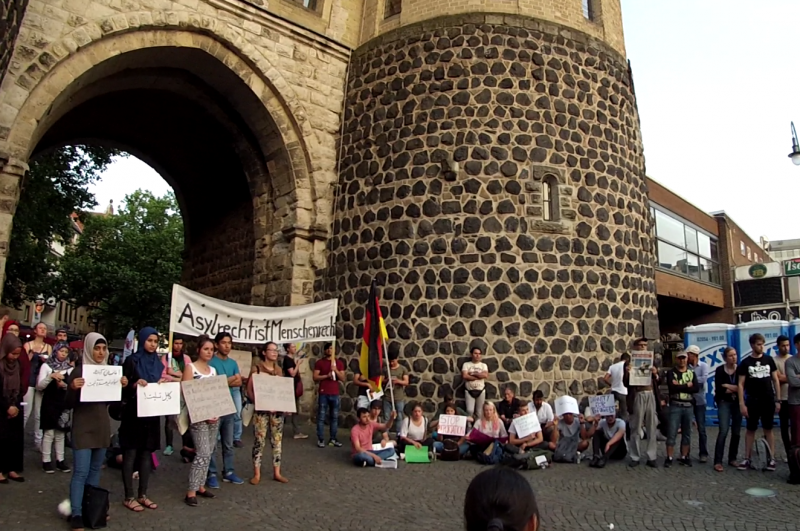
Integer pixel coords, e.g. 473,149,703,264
630,351,654,386
438,414,467,436
510,412,541,439
80,366,122,402
554,396,579,418
252,374,297,413
229,350,253,376
169,284,337,345
181,376,236,423
137,382,181,417
589,394,616,417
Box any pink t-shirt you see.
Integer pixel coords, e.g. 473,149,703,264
161,354,192,381
350,422,374,457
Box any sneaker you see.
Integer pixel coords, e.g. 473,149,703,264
699,455,708,463
206,475,220,489
766,459,777,472
329,439,343,448
317,439,325,448
293,433,309,439
70,515,84,529
56,461,71,473
646,460,658,468
737,459,752,471
223,473,244,485
664,457,673,468
43,462,55,474
678,456,693,467
163,445,174,456
628,460,640,468
233,440,244,448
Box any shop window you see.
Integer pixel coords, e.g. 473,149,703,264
740,241,746,256
652,204,720,286
385,0,401,18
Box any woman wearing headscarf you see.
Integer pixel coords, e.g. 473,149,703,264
2,319,19,337
0,333,25,483
37,341,73,473
119,327,164,512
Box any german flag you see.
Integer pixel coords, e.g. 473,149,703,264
359,279,389,392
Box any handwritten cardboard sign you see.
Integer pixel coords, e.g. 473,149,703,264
80,366,122,402
589,394,616,417
554,396,579,418
137,382,181,417
437,414,467,436
181,375,236,423
510,412,542,439
252,374,297,413
229,350,253,376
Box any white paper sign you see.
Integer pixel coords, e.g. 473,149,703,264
181,376,236,423
589,394,616,417
367,389,384,402
510,412,541,439
80,366,123,402
438,414,467,436
169,284,337,344
372,442,392,451
252,374,297,413
554,396,579,417
137,382,181,417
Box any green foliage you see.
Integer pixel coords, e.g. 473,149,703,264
3,145,118,308
55,190,184,338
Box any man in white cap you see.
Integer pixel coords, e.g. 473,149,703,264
687,345,710,463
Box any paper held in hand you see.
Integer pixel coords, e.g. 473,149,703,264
630,351,654,386
589,394,616,417
80,366,122,402
137,382,181,417
252,374,297,413
181,375,236,423
510,412,541,439
437,414,467,436
554,396,580,418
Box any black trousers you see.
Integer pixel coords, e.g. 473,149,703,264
592,431,627,460
122,449,152,499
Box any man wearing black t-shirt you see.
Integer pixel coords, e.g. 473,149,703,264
737,333,782,471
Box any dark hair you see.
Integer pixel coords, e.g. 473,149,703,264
369,400,382,410
56,328,67,334
464,468,539,531
444,393,454,403
778,335,790,345
388,350,399,361
324,342,333,350
356,407,369,417
794,334,800,346
633,337,647,346
283,343,294,351
214,332,232,344
196,335,214,357
444,402,457,412
95,338,107,346
723,346,737,357
533,390,544,400
749,333,765,346
262,341,278,353
471,346,483,355
620,353,631,362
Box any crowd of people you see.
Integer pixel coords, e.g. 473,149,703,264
2,311,800,530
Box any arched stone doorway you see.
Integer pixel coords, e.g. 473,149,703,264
0,28,336,306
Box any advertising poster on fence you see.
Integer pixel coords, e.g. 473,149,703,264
630,351,654,386
169,284,337,345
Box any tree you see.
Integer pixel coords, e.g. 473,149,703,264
55,190,184,338
3,145,119,308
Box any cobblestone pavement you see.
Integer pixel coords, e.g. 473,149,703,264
1,424,798,531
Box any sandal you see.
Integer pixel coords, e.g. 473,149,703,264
197,489,215,498
138,497,158,510
714,463,724,472
123,499,144,512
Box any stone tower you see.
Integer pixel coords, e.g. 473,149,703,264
318,1,657,414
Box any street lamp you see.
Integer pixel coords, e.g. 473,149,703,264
790,122,800,166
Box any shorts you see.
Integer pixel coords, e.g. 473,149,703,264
745,399,776,431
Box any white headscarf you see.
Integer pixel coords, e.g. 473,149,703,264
82,332,107,366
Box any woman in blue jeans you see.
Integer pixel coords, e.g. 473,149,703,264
713,347,742,472
65,333,127,530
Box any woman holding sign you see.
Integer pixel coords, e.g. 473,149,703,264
181,335,219,507
65,333,128,530
119,327,164,512
246,342,287,485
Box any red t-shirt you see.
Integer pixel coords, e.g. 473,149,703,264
350,422,374,457
316,358,344,396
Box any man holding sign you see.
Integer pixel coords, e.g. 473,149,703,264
586,411,627,468
508,403,544,451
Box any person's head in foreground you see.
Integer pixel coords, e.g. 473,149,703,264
464,468,539,531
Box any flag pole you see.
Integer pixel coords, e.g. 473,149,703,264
382,335,395,411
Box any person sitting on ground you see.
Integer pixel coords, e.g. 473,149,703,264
431,394,471,430
507,403,544,452
468,402,508,458
368,400,396,448
398,402,435,458
588,412,627,468
351,407,396,467
463,468,540,531
433,402,470,458
530,391,556,449
497,386,521,430
551,412,590,463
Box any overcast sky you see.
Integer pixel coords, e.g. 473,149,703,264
91,0,800,241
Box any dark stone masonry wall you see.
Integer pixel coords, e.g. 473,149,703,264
316,13,657,416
